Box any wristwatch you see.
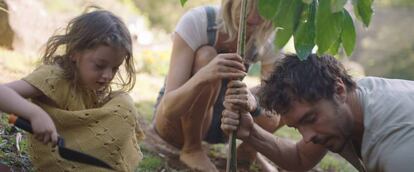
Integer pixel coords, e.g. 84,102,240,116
251,95,262,117
251,105,262,117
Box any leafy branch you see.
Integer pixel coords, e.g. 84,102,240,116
258,0,373,60
180,0,188,6
179,0,376,60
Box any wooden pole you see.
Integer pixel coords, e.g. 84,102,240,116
226,0,248,171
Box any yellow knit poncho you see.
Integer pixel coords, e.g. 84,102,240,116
23,65,144,172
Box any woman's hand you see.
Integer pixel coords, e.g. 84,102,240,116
223,80,257,113
196,53,246,83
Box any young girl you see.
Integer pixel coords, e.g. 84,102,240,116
1,10,144,171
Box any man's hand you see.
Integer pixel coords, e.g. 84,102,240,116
223,80,257,113
220,109,254,140
221,80,257,140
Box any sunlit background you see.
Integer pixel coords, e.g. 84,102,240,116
1,0,413,171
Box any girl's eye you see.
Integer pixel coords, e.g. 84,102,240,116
95,64,105,70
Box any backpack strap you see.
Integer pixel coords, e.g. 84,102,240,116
204,6,217,46
204,6,258,66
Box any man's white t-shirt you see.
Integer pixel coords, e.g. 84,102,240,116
357,77,414,171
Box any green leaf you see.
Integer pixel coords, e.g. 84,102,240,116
302,0,313,4
294,1,316,60
352,0,373,27
180,0,187,6
341,10,356,56
275,28,293,48
331,0,347,13
327,36,341,55
316,0,344,54
273,0,303,48
258,0,281,20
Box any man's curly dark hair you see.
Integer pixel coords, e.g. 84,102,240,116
259,54,356,115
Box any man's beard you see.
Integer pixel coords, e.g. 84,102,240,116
329,133,352,153
329,101,354,153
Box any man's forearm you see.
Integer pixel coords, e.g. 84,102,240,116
244,124,323,171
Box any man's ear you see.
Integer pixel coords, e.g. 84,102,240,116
335,77,347,102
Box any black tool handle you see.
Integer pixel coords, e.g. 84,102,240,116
8,115,65,146
9,115,33,133
8,115,112,170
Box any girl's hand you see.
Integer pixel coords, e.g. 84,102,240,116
223,80,257,112
196,53,246,83
0,83,59,146
29,110,58,146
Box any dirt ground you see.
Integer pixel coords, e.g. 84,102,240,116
138,116,323,172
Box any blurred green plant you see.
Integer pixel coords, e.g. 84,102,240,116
133,0,218,31
319,154,357,172
136,146,165,171
135,101,155,121
275,126,303,141
136,49,170,76
247,62,261,77
376,0,414,7
377,47,414,80
180,0,188,6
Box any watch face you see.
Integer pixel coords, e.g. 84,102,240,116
251,106,262,117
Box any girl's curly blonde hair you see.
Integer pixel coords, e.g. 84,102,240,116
41,10,136,95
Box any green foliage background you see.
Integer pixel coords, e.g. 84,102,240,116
133,0,219,31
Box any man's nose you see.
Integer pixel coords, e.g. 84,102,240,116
298,127,316,144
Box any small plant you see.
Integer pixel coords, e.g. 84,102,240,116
0,113,33,171
136,147,165,171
